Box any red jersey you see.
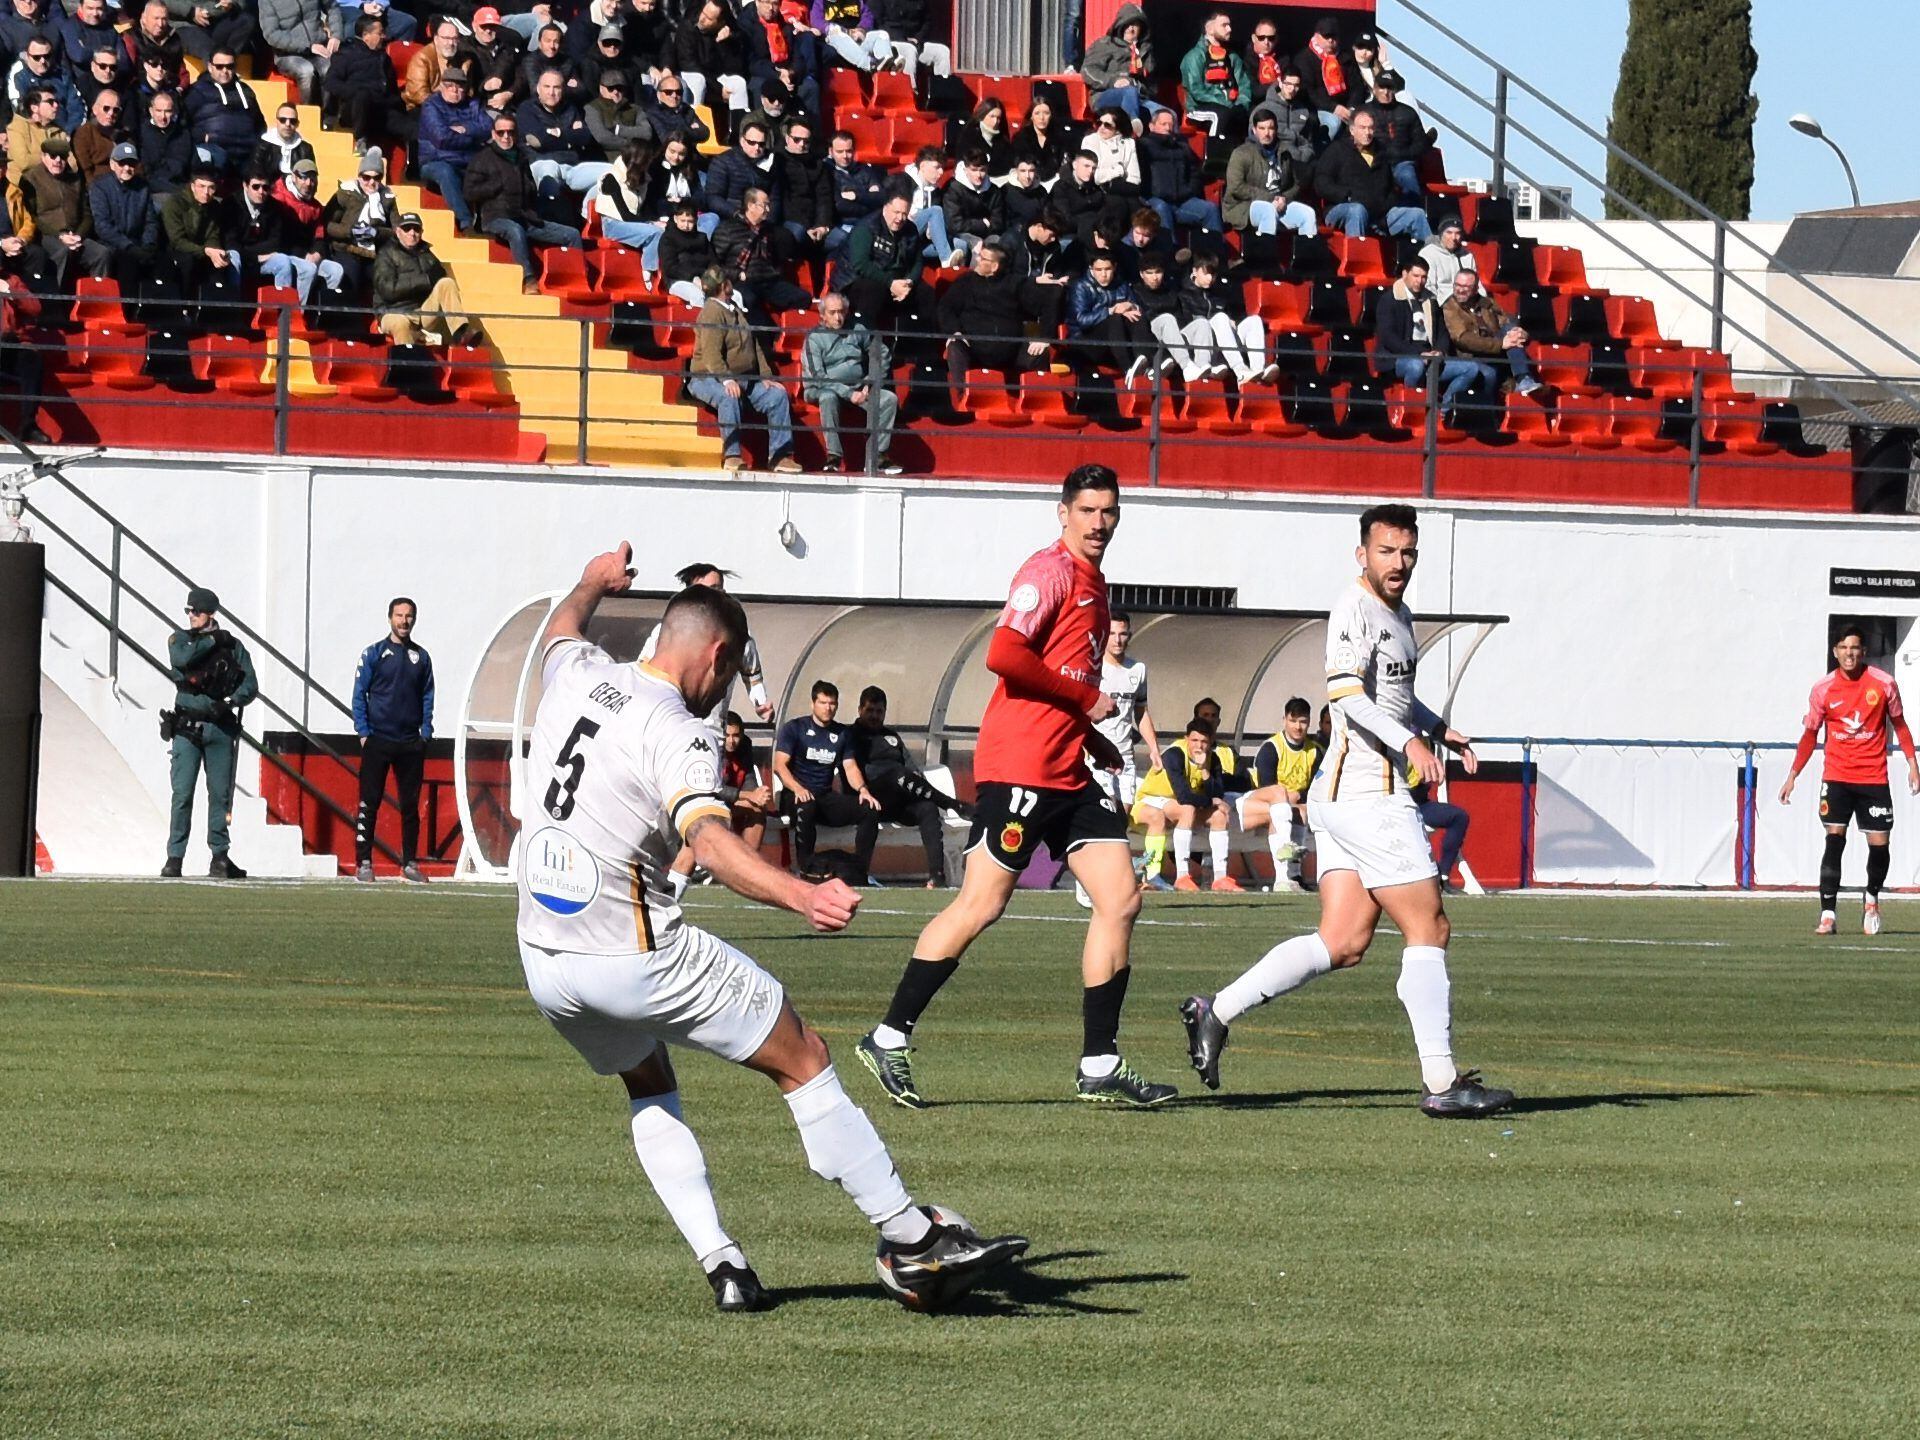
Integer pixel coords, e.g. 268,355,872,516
974,540,1108,789
1804,666,1904,784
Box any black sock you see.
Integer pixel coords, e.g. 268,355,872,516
1820,832,1846,910
882,957,959,1035
1867,843,1890,899
1082,967,1132,1059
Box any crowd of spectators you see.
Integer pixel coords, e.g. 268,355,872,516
0,2,1542,458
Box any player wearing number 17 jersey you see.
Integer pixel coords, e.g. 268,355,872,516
1778,623,1920,936
1180,504,1514,1118
857,466,1178,1109
515,547,1026,1313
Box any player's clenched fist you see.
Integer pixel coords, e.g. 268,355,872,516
581,541,636,596
805,878,862,932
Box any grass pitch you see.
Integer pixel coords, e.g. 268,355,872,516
4,881,1919,1440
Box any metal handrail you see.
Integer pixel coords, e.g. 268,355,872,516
1382,4,1920,407
28,500,422,860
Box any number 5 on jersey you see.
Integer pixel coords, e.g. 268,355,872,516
545,718,601,820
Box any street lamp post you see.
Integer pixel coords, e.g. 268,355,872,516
1788,113,1862,208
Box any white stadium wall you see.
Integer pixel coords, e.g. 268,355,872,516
28,453,1920,883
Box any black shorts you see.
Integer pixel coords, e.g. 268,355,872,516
967,780,1129,873
1820,780,1895,833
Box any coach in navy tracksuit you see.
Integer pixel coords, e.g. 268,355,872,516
351,597,435,882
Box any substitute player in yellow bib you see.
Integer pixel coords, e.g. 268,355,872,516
1179,504,1515,1118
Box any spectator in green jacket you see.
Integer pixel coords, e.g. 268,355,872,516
801,288,900,475
1179,9,1253,140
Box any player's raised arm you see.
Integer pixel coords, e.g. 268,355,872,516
542,542,636,654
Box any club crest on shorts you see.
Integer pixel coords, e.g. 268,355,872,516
999,819,1026,853
525,826,599,916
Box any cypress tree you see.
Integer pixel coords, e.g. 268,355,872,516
1606,0,1758,220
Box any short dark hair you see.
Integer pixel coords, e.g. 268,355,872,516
1034,207,1066,233
1284,696,1312,719
353,10,383,36
1402,257,1429,276
829,128,855,146
388,596,416,616
1186,715,1217,739
1110,607,1130,626
858,685,887,707
723,710,746,732
1280,66,1304,83
662,582,748,655
1359,503,1419,542
1130,207,1159,232
1192,696,1221,717
810,679,839,700
674,561,730,586
914,144,946,166
1062,464,1120,502
976,238,1009,265
959,147,989,169
1835,623,1870,646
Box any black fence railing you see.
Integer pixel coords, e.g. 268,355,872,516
9,291,1900,507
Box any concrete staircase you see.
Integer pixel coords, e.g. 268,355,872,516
259,74,718,468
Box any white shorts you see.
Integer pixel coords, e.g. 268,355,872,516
1307,793,1438,891
518,923,785,1075
1103,767,1141,810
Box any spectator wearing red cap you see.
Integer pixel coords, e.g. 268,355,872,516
466,6,530,115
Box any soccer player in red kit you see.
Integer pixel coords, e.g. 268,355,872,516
1780,624,1920,935
856,466,1178,1108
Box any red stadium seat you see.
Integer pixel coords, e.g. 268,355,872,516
1502,390,1567,446
83,325,153,388
539,246,598,304
1161,379,1235,436
1702,396,1780,455
448,343,516,408
194,334,275,396
1533,245,1589,290
1608,395,1681,452
824,68,866,113
316,339,399,401
595,245,655,302
1628,346,1695,398
1235,386,1307,437
957,366,1018,418
1531,343,1591,392
1556,392,1620,449
1330,233,1390,286
1017,370,1088,429
1252,279,1314,331
74,277,142,335
870,71,918,115
1607,295,1669,347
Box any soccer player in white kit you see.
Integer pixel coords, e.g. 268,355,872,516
1178,505,1515,1118
1095,609,1158,812
517,543,1027,1311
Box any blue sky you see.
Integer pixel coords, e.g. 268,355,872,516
1378,1,1914,220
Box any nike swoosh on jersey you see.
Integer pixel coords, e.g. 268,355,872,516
1076,597,1096,606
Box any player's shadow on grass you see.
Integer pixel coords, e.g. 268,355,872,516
1193,1086,1412,1110
1500,1089,1753,1115
767,1250,1184,1317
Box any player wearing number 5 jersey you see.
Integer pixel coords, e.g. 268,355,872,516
1180,504,1514,1118
1779,623,1920,936
516,547,1027,1313
857,466,1179,1109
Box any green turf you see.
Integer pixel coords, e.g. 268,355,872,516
4,881,1918,1439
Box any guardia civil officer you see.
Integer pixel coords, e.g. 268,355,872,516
162,587,259,879
350,596,435,883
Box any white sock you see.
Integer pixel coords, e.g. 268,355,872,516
1208,828,1230,878
629,1091,732,1262
870,1023,910,1050
784,1065,917,1230
667,869,691,902
1396,946,1457,1092
700,1242,749,1273
1214,931,1331,1024
1266,827,1288,873
1173,827,1193,874
1078,1053,1119,1078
